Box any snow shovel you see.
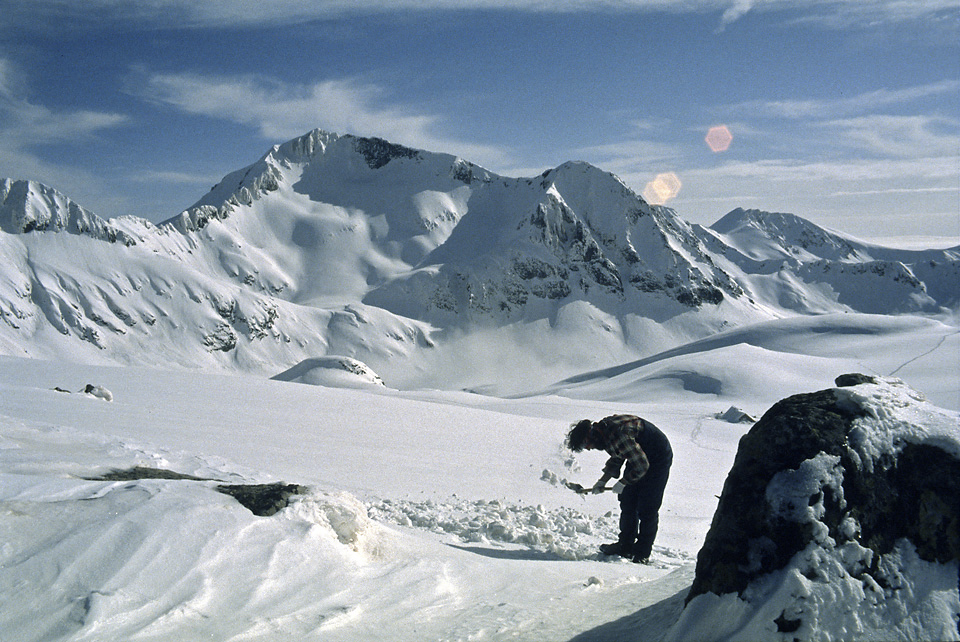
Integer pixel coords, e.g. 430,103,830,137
563,480,613,495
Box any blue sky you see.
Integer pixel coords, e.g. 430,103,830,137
2,1,958,246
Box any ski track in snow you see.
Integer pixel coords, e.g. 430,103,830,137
888,328,957,377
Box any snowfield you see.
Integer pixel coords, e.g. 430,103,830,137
1,311,956,641
1,131,957,640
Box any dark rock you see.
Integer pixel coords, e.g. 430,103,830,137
687,388,864,601
85,467,307,517
216,482,306,517
835,373,877,387
351,136,421,169
687,381,960,604
87,466,207,482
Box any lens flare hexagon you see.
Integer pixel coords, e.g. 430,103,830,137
642,172,682,205
705,125,733,152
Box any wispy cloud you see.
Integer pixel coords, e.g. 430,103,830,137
672,153,960,239
0,57,130,192
127,169,222,186
6,0,957,30
132,69,513,170
819,114,959,158
691,155,959,184
717,0,755,31
733,80,960,120
0,59,129,146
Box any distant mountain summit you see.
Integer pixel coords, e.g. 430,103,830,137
366,159,745,325
0,178,139,245
0,129,956,389
701,207,958,312
709,207,867,262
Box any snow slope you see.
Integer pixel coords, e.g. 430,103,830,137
0,128,957,639
1,310,956,641
1,130,956,394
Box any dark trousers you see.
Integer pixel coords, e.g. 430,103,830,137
618,463,671,558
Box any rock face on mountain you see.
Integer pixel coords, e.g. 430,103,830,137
667,375,960,642
365,160,745,324
0,129,957,386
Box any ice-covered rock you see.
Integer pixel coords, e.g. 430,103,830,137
716,406,755,423
668,374,960,641
83,384,113,402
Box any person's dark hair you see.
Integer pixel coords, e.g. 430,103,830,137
566,419,594,452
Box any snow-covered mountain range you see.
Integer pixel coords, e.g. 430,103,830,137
1,129,957,641
0,129,956,390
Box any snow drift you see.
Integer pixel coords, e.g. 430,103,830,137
272,356,385,388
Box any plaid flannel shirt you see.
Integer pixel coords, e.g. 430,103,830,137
598,415,651,485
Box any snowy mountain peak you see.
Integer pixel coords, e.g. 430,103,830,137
0,178,136,245
0,129,955,390
366,155,746,326
710,207,865,262
166,129,482,236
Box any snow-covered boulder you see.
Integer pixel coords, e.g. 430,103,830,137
272,356,385,388
716,406,756,423
668,375,960,642
83,384,113,402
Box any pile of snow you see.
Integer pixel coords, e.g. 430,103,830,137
368,494,695,567
272,356,385,388
670,540,958,642
836,377,960,463
0,467,396,640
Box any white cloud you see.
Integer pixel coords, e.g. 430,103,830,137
578,138,686,172
820,114,959,158
0,59,129,147
717,0,756,30
734,80,960,120
127,169,222,186
671,154,960,241
0,57,130,185
134,70,513,170
0,57,155,219
6,0,956,30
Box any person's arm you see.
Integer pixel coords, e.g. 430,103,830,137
591,472,614,493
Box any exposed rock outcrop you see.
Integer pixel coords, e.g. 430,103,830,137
668,375,960,641
86,467,306,517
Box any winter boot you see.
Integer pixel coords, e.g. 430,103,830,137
599,542,631,558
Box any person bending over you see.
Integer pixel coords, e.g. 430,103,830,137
566,414,673,563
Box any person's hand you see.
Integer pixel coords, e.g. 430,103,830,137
591,481,606,494
611,481,626,494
